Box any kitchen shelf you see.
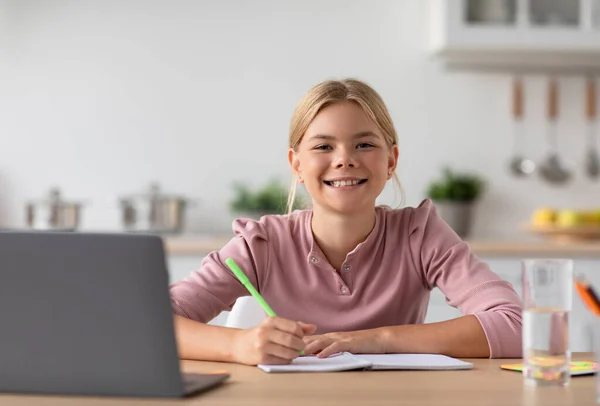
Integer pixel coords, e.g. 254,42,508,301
428,0,600,73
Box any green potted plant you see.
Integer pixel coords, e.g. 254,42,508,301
426,167,485,238
229,179,305,218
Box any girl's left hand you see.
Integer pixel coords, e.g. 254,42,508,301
303,329,387,358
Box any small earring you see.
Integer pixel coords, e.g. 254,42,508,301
298,175,303,183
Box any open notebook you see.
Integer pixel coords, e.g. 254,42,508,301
258,352,474,373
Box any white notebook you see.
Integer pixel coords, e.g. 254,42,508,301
258,352,474,373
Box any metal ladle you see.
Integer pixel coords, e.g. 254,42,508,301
585,77,600,180
508,77,535,177
539,77,572,185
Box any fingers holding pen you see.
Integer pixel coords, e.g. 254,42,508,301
232,317,316,365
260,318,306,352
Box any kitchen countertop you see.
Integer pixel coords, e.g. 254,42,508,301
164,235,233,255
163,234,600,257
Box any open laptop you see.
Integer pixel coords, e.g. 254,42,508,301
0,230,229,398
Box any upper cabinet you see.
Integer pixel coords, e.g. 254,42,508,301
428,0,600,73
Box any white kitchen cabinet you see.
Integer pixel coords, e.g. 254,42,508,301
428,0,600,72
166,255,204,285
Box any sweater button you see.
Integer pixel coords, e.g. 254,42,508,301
310,256,319,263
343,264,351,271
340,286,349,294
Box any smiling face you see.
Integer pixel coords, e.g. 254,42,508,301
289,101,398,215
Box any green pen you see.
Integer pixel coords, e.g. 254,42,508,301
225,257,304,356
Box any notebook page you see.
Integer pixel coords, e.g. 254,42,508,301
258,352,371,373
354,354,473,370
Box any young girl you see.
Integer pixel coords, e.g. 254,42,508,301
170,78,522,366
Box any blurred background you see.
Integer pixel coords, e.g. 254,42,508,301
4,0,600,349
1,0,600,240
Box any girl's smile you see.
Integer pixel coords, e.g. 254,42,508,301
323,177,368,189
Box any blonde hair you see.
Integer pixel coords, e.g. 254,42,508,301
286,78,404,213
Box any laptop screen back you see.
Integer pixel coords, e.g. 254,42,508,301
0,231,184,397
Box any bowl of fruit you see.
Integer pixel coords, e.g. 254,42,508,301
525,207,600,242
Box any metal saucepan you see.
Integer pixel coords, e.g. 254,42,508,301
26,187,85,231
119,183,196,234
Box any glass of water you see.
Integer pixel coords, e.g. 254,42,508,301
522,258,573,386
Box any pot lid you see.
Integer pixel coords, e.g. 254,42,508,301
120,182,190,202
27,187,85,206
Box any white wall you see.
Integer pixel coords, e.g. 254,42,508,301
2,0,599,239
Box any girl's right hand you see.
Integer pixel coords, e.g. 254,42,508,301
232,317,317,365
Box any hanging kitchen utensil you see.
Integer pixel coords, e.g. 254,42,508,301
585,77,600,180
539,77,572,185
509,76,535,177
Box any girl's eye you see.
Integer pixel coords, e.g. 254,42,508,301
313,145,332,151
357,143,374,149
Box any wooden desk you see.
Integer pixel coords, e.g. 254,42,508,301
0,354,597,405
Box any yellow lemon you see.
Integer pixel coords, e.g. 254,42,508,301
531,207,556,226
555,209,583,228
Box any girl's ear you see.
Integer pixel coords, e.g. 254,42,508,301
388,145,399,176
288,148,301,176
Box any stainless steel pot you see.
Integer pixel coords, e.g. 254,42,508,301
26,188,85,231
119,183,194,234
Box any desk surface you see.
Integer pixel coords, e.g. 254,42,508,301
0,353,597,406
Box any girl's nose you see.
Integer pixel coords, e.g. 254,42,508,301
333,148,357,168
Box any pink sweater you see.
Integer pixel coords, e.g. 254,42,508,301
170,199,523,358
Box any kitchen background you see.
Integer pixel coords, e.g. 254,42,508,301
4,0,600,350
2,0,600,239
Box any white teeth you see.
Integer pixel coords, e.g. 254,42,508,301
331,180,361,187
